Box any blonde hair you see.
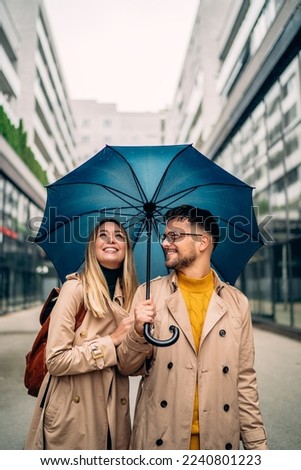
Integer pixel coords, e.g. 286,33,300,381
81,219,138,318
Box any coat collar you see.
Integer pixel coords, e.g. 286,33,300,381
66,272,125,318
165,270,229,351
66,271,124,303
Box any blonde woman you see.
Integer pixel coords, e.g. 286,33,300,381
25,219,138,450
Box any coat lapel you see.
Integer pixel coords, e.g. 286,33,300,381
200,290,228,345
154,271,229,352
164,276,196,352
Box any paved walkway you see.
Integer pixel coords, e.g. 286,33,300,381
0,305,300,450
0,305,42,333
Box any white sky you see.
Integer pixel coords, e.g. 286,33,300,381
44,0,199,112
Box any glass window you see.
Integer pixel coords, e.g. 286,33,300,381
274,243,291,326
0,174,4,230
244,246,273,317
250,0,284,56
256,154,269,188
265,82,281,142
286,167,300,226
269,142,284,171
82,119,90,128
286,133,299,158
17,193,29,242
251,103,267,157
283,104,297,129
281,73,296,100
291,238,301,328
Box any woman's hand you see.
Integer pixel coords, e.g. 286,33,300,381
110,316,133,346
133,298,156,336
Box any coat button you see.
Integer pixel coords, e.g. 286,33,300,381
219,329,226,337
167,362,173,369
156,439,163,446
80,330,87,337
160,400,168,408
223,404,230,412
73,395,80,403
120,398,127,405
223,366,229,373
225,443,232,450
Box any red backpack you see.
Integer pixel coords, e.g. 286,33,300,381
24,287,86,397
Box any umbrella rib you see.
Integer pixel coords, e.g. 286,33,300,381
52,180,144,206
155,182,250,207
107,145,148,203
152,144,254,201
101,184,144,206
152,217,164,237
156,187,263,243
131,219,148,249
152,144,192,201
155,185,201,206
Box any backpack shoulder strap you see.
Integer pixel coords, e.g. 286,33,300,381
39,287,60,325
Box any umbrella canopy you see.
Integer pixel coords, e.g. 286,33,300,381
35,144,264,345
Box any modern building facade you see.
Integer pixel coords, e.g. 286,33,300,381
168,0,301,335
165,0,231,146
72,100,167,162
1,137,47,314
4,0,78,182
1,0,78,314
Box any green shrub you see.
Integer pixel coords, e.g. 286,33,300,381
0,105,48,185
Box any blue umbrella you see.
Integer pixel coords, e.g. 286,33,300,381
35,144,264,346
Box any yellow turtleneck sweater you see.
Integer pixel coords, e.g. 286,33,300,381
178,269,214,450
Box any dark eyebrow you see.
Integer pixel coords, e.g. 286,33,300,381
98,229,123,234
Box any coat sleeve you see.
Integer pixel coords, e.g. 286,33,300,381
46,279,117,376
117,286,153,376
236,293,268,449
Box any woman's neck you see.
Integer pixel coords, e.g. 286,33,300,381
101,265,122,299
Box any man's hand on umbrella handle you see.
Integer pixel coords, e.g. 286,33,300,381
110,316,133,346
134,299,156,336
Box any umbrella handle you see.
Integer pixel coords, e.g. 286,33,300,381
143,211,180,347
143,323,180,347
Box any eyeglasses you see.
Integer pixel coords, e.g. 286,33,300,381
98,232,126,243
160,231,204,244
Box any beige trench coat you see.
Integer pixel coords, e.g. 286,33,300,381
24,274,131,450
117,270,268,450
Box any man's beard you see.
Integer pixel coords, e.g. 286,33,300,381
165,252,197,271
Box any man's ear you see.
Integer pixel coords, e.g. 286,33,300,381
199,234,210,252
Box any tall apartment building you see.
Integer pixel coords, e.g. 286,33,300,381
72,100,167,162
1,0,78,313
169,0,301,335
4,0,78,182
166,0,231,146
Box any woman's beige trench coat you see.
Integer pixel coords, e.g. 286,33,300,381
117,270,268,450
24,274,130,450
